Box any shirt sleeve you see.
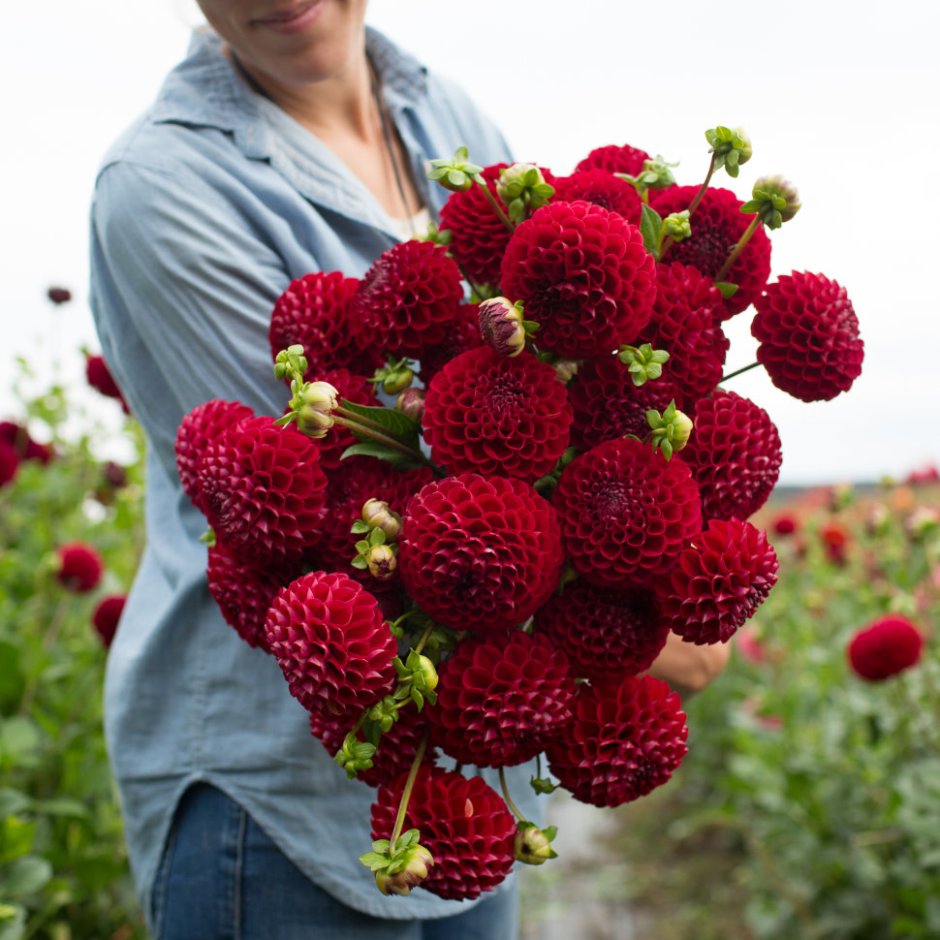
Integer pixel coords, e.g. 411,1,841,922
89,157,293,482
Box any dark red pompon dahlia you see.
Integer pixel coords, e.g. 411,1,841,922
371,766,516,900
847,615,924,682
552,170,642,225
680,390,782,522
660,518,779,645
398,474,564,634
752,271,864,402
56,542,104,593
422,347,573,483
547,674,688,807
175,399,255,512
574,143,651,177
269,271,381,376
535,581,669,681
352,241,463,358
568,356,679,451
197,416,328,566
553,437,702,589
91,594,126,648
651,186,771,317
500,200,656,359
417,302,485,386
265,570,397,717
428,630,575,768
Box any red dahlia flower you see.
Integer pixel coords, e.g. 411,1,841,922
197,416,328,566
500,200,656,359
752,272,864,402
371,766,516,900
418,302,485,386
567,357,680,451
574,143,651,177
547,674,688,807
680,390,782,522
398,474,564,634
660,518,779,645
428,630,575,767
175,399,255,512
820,522,850,565
651,186,771,318
0,421,53,464
552,169,642,225
85,353,130,413
535,581,669,681
771,513,798,536
56,542,104,593
639,262,729,409
553,437,702,589
91,594,126,648
422,347,573,483
847,615,924,682
0,442,18,487
269,271,381,376
352,241,463,358
265,570,397,717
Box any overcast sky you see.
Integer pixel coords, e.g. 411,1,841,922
2,0,938,483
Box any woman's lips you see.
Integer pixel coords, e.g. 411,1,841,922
251,0,325,33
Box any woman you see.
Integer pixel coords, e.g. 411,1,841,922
90,3,727,937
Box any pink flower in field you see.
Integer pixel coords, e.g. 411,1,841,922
736,626,768,664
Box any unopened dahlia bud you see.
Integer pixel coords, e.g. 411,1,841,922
646,400,693,460
295,380,339,439
396,387,426,423
553,359,580,384
497,163,555,223
514,822,558,866
362,499,403,540
428,145,483,192
274,344,309,382
626,154,678,192
413,653,439,694
394,649,439,709
374,843,434,896
742,176,801,230
372,358,415,395
478,297,527,358
367,544,398,580
335,733,377,780
618,343,670,387
663,210,691,242
705,125,753,178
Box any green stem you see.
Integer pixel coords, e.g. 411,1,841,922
453,260,488,300
475,177,514,232
332,414,426,464
720,361,760,383
413,621,435,656
715,215,761,282
390,733,429,848
498,766,527,822
660,153,715,260
19,595,71,716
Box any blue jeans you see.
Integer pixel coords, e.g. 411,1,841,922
150,784,519,940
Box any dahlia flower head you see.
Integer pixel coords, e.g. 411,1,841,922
847,615,923,682
56,542,104,594
92,594,127,648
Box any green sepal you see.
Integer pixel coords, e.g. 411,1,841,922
715,281,739,299
350,556,369,570
530,775,559,795
350,519,371,535
199,528,216,548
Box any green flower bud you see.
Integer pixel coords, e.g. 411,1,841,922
366,544,397,580
514,822,559,866
705,125,753,178
478,297,527,358
646,400,693,460
374,844,434,896
496,164,555,223
273,344,309,382
294,380,339,439
371,357,416,396
618,343,670,387
428,146,483,193
396,387,426,423
362,499,403,540
553,359,580,384
662,210,691,242
741,176,801,230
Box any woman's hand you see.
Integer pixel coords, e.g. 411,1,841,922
647,632,731,699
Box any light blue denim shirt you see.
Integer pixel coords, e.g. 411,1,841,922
89,26,538,923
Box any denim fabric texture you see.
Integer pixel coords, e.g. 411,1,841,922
151,785,519,940
89,24,537,926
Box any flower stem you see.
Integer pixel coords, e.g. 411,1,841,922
476,178,514,232
715,215,761,283
720,361,760,383
390,733,429,848
660,153,716,260
498,766,527,822
332,414,426,464
414,621,435,656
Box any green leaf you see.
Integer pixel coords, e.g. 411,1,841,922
338,399,420,444
350,557,369,570
2,856,52,899
341,442,424,471
714,281,739,299
0,790,29,818
0,718,42,767
350,520,371,534
31,797,88,819
0,904,25,940
639,204,663,257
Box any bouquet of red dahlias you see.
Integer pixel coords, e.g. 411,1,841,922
175,126,864,899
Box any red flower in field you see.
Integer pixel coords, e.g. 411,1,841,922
820,522,849,565
553,437,702,589
371,766,516,900
847,615,923,682
269,271,381,376
0,442,18,487
574,143,651,177
651,186,771,317
752,272,864,402
197,417,328,566
660,518,779,645
91,594,126,648
639,262,729,410
265,570,397,718
0,422,53,464
906,463,940,486
56,543,103,593
567,356,679,451
47,285,72,305
85,353,130,413
535,581,669,681
552,170,642,225
422,347,573,483
352,241,464,358
175,399,255,513
500,200,656,359
547,674,688,807
398,474,564,634
428,631,575,768
771,513,798,536
680,390,782,522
